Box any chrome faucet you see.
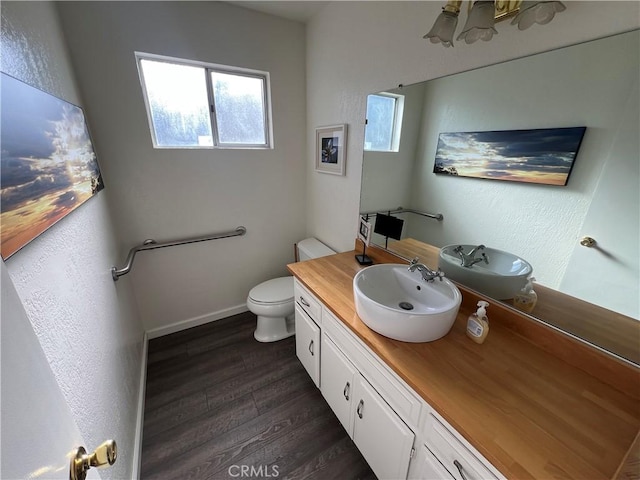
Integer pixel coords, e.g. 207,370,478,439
408,257,444,282
453,245,489,268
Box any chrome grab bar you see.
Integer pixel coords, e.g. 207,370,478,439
111,226,247,281
360,206,443,221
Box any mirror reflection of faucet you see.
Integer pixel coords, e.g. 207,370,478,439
454,245,489,268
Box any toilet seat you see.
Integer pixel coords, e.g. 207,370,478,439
248,276,294,305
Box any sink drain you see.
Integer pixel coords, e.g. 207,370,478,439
398,301,414,311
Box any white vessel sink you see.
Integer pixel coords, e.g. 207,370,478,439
438,245,533,300
353,264,462,343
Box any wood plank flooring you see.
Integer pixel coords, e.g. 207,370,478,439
141,312,376,480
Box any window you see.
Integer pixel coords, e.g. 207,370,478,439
136,52,272,149
364,93,404,152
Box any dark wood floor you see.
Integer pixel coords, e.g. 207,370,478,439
141,311,376,480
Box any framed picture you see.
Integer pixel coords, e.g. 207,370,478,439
433,127,586,186
315,124,347,175
357,215,372,247
1,73,104,259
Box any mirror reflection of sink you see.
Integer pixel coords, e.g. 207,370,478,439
353,264,462,343
439,245,533,300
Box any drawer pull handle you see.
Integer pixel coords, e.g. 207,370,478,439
453,460,468,480
343,382,350,401
356,399,364,419
308,339,314,356
299,296,311,307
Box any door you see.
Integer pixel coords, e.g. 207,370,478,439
321,333,357,436
352,373,415,480
1,263,97,479
294,303,321,387
416,445,455,480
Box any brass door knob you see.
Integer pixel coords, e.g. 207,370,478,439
580,236,597,248
70,440,117,480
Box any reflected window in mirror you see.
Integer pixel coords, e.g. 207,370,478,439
364,92,404,152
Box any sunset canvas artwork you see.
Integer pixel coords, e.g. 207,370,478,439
433,127,586,186
1,73,104,259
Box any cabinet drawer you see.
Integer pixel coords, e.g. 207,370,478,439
322,308,422,427
294,279,322,324
427,415,498,480
294,303,320,388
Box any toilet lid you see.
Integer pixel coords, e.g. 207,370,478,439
249,276,294,304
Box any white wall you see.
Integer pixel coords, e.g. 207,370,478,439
1,3,144,479
55,2,307,334
1,262,100,480
560,70,640,318
305,1,640,253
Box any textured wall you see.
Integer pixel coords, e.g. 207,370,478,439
1,262,100,479
56,1,308,334
305,1,640,254
1,2,144,479
560,59,639,318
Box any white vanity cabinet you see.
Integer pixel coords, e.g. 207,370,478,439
291,278,503,480
321,313,416,480
321,333,416,479
294,280,322,387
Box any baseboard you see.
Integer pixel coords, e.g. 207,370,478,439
146,304,250,339
131,331,148,479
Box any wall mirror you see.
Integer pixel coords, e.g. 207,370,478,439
360,30,639,365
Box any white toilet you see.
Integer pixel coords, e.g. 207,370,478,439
247,238,335,342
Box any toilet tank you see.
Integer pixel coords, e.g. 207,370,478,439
297,238,335,261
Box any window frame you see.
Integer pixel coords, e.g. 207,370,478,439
364,92,404,153
135,51,274,150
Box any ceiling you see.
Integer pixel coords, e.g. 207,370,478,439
230,1,330,23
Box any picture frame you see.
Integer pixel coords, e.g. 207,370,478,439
1,72,104,259
357,215,372,247
355,215,373,265
432,127,586,186
315,124,347,176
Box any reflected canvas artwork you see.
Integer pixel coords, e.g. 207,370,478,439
1,73,104,259
433,127,586,186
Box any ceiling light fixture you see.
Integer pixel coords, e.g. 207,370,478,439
511,0,566,30
424,0,566,47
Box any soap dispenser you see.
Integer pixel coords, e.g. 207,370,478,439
466,301,490,344
513,277,538,314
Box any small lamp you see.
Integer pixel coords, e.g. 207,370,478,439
511,1,566,30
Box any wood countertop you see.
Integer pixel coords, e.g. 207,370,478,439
385,238,640,365
287,245,640,480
